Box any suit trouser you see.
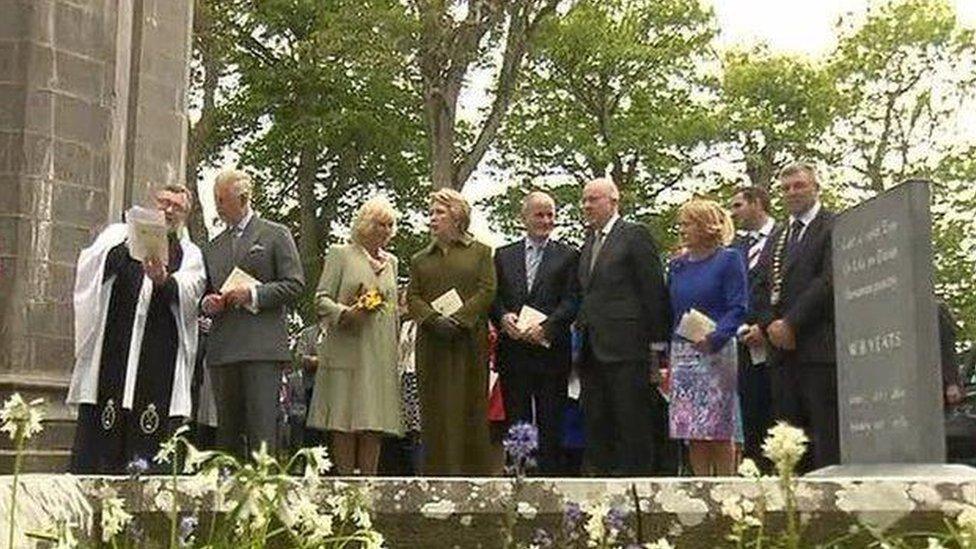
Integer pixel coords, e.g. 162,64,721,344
770,360,839,472
580,348,659,476
210,361,282,459
737,346,773,466
500,363,568,475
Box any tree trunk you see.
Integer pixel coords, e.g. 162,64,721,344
296,144,320,322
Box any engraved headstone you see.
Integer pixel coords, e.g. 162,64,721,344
832,180,944,464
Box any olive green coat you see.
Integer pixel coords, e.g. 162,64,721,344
408,235,496,475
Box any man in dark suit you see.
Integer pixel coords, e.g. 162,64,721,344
730,186,778,466
752,163,838,471
576,178,670,476
201,169,305,459
491,191,579,475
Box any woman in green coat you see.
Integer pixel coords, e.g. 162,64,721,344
308,197,403,475
408,188,497,475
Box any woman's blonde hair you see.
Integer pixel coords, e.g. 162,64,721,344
351,196,398,245
678,198,734,249
430,188,471,233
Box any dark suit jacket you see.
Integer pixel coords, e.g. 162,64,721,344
490,238,579,372
732,224,781,325
577,219,670,364
754,208,836,364
203,215,305,365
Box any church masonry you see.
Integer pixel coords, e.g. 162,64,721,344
0,0,194,471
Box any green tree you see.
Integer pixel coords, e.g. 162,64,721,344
410,0,560,190
719,47,843,190
217,0,428,321
825,0,976,344
489,0,719,238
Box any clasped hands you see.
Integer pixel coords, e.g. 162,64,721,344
201,287,252,316
500,312,547,346
736,320,795,351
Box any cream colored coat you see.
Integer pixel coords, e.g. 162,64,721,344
307,244,403,435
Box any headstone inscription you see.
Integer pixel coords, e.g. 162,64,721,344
833,180,945,464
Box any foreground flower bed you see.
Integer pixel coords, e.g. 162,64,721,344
5,396,976,547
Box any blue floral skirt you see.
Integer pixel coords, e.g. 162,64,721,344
669,340,742,442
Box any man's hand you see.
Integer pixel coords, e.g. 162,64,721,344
429,315,462,339
766,319,796,351
223,287,253,309
201,294,225,316
144,256,168,285
523,323,546,346
302,355,319,372
946,383,963,406
741,324,766,348
500,312,521,340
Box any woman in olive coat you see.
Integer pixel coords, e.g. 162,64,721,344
408,188,496,475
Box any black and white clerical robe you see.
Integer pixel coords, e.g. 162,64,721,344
67,223,205,473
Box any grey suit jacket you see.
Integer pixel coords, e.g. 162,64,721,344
203,215,305,365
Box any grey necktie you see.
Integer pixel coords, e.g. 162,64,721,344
588,231,604,274
231,226,243,257
526,243,543,292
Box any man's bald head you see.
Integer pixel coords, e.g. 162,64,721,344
582,177,620,229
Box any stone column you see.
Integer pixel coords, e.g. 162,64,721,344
0,0,194,471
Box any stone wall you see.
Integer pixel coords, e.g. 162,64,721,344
0,0,194,472
2,476,976,547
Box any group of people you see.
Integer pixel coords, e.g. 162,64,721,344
68,162,849,477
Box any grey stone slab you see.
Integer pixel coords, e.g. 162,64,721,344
52,138,94,187
51,48,105,99
0,176,32,215
25,298,74,337
54,93,110,144
0,40,27,84
832,181,944,464
31,333,74,374
53,0,103,60
19,89,55,134
808,464,976,479
0,0,30,41
47,221,95,263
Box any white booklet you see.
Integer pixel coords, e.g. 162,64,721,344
220,266,260,313
126,206,168,264
675,308,716,343
431,288,463,316
516,305,550,348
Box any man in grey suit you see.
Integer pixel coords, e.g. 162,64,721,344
201,169,305,458
577,178,670,476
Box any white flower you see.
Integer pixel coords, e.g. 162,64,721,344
762,421,809,472
0,393,44,440
251,442,277,469
303,446,333,477
958,505,976,533
362,530,385,549
926,537,948,549
645,539,674,549
352,506,373,529
583,502,608,546
738,458,761,479
154,424,190,464
180,468,218,498
182,444,216,474
101,497,133,542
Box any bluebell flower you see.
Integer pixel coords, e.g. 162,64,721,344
126,457,149,477
563,501,583,528
604,505,627,533
179,515,198,547
532,527,554,547
502,422,539,462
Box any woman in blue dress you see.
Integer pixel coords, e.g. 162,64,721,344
668,198,748,475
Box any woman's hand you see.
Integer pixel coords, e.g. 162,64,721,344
338,305,368,328
691,337,712,354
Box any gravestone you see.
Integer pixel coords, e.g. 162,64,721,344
831,180,945,465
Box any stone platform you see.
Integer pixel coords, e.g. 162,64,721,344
1,474,975,547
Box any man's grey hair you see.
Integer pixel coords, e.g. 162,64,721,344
214,169,253,201
521,191,556,214
778,162,820,186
